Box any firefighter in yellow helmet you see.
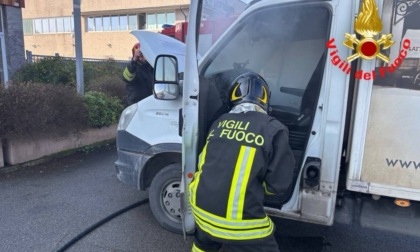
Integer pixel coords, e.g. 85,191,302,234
189,72,295,252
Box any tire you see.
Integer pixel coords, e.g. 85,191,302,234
414,73,420,88
149,163,183,234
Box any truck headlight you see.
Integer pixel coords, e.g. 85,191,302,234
118,103,138,130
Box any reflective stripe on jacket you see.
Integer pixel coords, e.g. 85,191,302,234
122,60,153,105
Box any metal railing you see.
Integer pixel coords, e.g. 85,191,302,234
25,50,130,71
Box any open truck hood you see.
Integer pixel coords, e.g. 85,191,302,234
130,30,186,72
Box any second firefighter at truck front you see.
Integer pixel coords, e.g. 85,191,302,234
122,42,154,105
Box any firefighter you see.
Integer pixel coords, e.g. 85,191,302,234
122,42,154,105
189,72,296,252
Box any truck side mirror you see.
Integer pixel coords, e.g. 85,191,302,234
153,55,179,100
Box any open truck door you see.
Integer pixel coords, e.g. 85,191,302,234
180,0,202,235
181,0,357,232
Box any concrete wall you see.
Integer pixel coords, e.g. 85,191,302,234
22,0,190,60
3,125,117,166
22,0,72,18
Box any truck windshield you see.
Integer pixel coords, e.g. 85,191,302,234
200,2,331,116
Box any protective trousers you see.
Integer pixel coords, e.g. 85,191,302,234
192,227,280,252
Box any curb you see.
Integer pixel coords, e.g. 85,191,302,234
0,125,117,173
0,139,116,174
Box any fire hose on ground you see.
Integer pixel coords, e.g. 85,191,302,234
55,198,149,252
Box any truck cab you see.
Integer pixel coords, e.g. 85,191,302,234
115,0,420,237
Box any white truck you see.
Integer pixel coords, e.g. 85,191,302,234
115,0,420,237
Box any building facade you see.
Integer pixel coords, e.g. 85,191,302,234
0,0,25,86
22,0,190,61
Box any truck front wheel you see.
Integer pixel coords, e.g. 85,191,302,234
149,164,183,234
414,72,420,87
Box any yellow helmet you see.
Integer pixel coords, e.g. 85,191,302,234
230,72,270,111
132,42,140,57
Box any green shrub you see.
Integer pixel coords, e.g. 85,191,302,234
12,58,125,87
0,83,88,139
84,91,124,128
83,60,125,86
84,60,122,79
12,57,76,86
87,75,128,106
2,58,127,138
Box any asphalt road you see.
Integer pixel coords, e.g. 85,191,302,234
1,143,420,252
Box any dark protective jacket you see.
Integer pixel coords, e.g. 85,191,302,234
122,60,154,105
189,111,295,242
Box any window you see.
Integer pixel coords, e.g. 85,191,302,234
63,17,72,32
86,14,138,32
95,17,103,31
34,19,42,34
49,18,56,33
24,17,73,34
167,13,175,25
202,5,330,120
42,18,49,33
147,14,156,30
120,16,128,30
146,12,176,30
111,15,119,31
128,15,137,30
87,17,95,31
56,18,64,33
103,16,111,31
200,4,331,170
157,13,166,29
23,19,33,35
